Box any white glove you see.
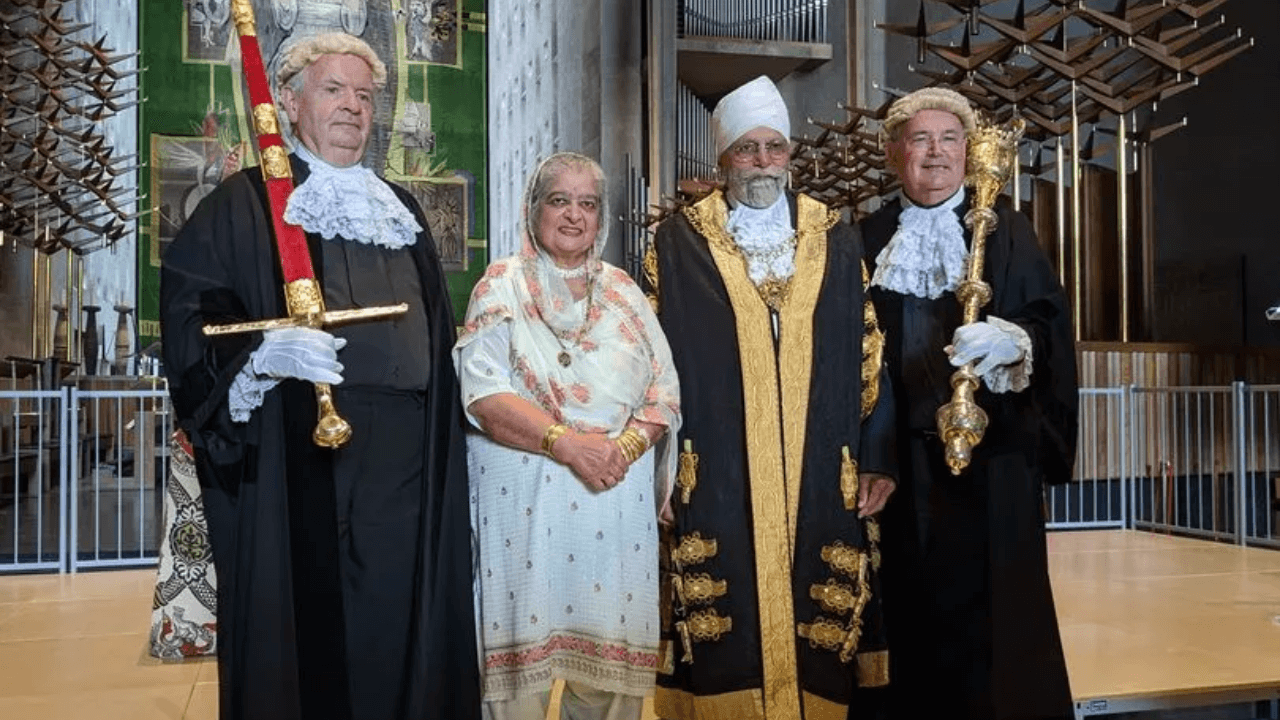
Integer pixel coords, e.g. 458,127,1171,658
250,326,347,385
949,319,1026,376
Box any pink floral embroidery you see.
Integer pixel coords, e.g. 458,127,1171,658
549,379,567,405
461,305,510,338
512,353,563,419
485,633,659,670
570,384,591,403
484,260,511,279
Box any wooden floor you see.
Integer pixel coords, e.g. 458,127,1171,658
0,529,1275,719
1050,530,1280,710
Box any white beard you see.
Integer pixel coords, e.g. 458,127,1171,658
725,167,786,208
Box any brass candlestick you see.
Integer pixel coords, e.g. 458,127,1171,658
936,116,1025,475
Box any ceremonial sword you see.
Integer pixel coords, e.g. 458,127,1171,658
203,0,407,448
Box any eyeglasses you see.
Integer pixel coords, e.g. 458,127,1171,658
728,139,790,162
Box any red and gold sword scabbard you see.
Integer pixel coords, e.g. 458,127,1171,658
203,0,407,448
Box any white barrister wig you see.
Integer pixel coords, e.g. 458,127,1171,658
881,87,978,142
711,75,791,158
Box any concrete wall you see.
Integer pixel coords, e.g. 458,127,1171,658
487,0,642,266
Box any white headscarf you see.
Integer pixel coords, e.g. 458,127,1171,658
518,152,611,338
711,75,790,158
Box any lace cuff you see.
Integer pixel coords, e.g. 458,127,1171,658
228,364,280,423
980,316,1033,394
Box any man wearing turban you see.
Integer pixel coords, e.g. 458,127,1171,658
644,75,898,720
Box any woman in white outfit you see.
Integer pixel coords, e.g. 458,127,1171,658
453,152,681,720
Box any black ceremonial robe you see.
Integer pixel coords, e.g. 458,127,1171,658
861,195,1077,720
160,155,480,720
647,190,897,720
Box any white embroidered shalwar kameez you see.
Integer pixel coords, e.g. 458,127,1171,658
453,155,680,705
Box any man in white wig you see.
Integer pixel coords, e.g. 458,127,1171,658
861,86,1077,720
645,75,898,720
161,32,479,720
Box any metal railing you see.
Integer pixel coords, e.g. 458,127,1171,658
2,381,1278,574
1,383,170,573
1046,383,1280,548
1047,387,1129,529
679,0,828,43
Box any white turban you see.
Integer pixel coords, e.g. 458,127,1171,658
711,75,790,159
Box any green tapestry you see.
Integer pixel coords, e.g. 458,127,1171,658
136,0,488,344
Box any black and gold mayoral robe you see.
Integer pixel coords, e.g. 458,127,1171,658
160,155,480,720
645,190,897,720
861,195,1077,720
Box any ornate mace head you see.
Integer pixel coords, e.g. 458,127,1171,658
964,115,1025,212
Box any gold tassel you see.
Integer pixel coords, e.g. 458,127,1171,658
838,553,872,663
677,439,699,504
840,445,859,511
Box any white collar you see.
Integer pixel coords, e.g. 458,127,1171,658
283,142,422,249
869,187,968,299
725,191,796,286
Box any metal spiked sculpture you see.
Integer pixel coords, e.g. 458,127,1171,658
789,0,1252,341
1,0,144,359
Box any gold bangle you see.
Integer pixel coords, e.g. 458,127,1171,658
615,427,649,463
541,424,568,457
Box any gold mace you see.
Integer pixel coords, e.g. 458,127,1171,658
935,115,1026,475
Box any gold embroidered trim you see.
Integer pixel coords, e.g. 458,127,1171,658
800,548,873,664
810,578,858,615
861,260,885,420
840,446,859,511
797,617,846,652
781,195,836,552
657,639,676,675
866,518,882,570
655,687,765,720
676,572,728,606
820,541,864,579
684,608,732,641
802,691,851,720
838,549,873,663
857,649,890,688
677,439,698,504
671,532,718,568
643,240,660,313
687,190,803,719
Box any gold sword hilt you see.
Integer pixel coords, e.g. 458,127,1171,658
201,279,408,449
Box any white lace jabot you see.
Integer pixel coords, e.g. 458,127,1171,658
725,192,796,286
283,142,422,249
870,187,968,299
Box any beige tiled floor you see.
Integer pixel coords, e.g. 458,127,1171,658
0,568,657,720
0,569,213,720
